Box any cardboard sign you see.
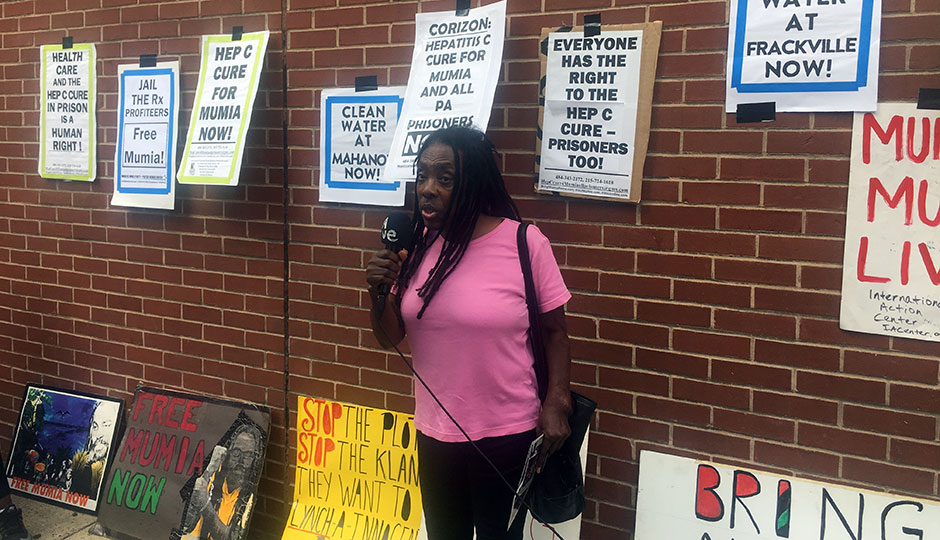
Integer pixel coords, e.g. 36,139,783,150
318,87,407,206
840,103,940,341
726,0,882,112
178,31,269,185
112,61,179,209
536,24,661,203
636,450,939,540
384,1,506,183
98,387,270,540
39,43,96,181
282,397,421,540
5,385,123,513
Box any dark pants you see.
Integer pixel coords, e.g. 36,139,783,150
0,454,10,499
417,430,535,540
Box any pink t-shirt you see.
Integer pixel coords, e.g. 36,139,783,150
399,219,571,442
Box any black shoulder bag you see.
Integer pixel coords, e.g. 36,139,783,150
517,222,597,524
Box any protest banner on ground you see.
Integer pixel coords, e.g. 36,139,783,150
5,385,122,513
726,0,881,112
383,1,506,183
840,103,940,342
112,61,179,209
635,449,939,539
98,387,270,540
282,397,421,540
178,31,269,186
536,24,661,203
39,42,96,181
319,87,406,206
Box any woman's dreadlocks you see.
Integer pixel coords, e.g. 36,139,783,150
395,126,520,319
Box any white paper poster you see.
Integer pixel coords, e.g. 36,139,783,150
538,31,643,200
384,1,506,183
178,31,269,185
636,450,939,540
112,62,179,210
725,0,881,113
840,103,940,342
318,87,406,206
39,43,96,181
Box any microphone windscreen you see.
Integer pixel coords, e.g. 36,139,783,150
381,212,414,252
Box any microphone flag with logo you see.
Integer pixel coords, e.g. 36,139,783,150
377,211,414,315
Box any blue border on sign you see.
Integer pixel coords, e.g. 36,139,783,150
116,68,174,194
730,0,874,93
324,94,404,190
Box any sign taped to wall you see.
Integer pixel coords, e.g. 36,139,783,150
840,103,940,342
39,42,96,182
112,61,179,209
536,23,661,203
635,450,939,540
178,31,269,185
726,0,882,112
282,396,421,540
383,1,506,183
319,86,406,206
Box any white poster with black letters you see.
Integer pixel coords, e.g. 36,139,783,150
112,62,179,210
726,0,882,112
536,24,661,203
384,1,506,183
318,87,406,206
178,31,269,186
40,43,96,182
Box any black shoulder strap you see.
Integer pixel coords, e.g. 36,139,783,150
517,222,548,403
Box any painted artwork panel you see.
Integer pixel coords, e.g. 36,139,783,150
97,387,270,540
5,385,123,513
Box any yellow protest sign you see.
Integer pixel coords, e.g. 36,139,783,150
282,396,421,540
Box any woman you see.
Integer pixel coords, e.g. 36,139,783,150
365,126,572,540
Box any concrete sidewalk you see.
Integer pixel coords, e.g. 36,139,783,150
12,494,101,540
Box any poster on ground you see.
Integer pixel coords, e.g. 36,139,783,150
39,42,96,181
840,103,940,342
5,385,123,513
97,387,270,540
536,24,661,203
635,449,939,539
383,1,506,183
112,61,179,210
319,87,406,206
178,31,269,186
725,0,881,112
282,397,421,540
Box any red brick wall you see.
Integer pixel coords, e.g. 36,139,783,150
1,1,939,538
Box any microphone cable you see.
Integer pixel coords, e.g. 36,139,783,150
373,320,570,540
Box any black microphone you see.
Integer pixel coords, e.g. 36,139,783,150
377,212,413,316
